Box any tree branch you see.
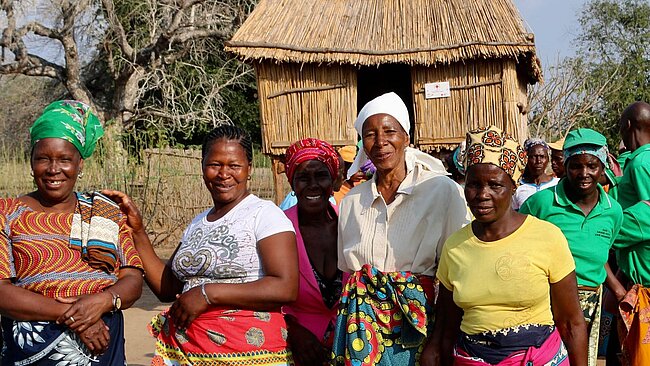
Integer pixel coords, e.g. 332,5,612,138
100,0,135,60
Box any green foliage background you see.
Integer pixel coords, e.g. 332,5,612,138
572,0,650,150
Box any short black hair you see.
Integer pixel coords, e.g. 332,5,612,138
201,125,253,162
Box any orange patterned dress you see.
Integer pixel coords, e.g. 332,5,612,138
0,194,142,365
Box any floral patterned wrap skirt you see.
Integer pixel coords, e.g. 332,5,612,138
149,307,293,366
1,311,126,366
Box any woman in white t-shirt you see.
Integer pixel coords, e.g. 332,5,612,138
104,125,298,365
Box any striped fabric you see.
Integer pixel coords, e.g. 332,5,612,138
0,195,142,298
69,192,121,273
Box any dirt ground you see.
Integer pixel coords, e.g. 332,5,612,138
124,282,167,365
124,248,176,366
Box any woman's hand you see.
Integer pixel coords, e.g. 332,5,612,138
419,337,441,366
101,189,145,234
56,292,112,333
76,318,110,355
169,286,209,330
285,316,329,366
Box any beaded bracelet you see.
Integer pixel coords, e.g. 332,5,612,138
201,283,212,305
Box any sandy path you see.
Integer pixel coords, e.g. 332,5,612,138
124,283,167,366
124,249,175,366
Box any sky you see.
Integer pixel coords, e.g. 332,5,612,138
512,0,588,69
2,0,589,71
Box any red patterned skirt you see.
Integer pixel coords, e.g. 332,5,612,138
149,307,293,365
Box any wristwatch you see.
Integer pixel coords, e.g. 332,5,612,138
110,291,122,312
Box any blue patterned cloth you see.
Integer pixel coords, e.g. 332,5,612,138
1,312,125,366
332,265,431,366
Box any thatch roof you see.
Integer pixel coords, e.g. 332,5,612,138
226,0,542,82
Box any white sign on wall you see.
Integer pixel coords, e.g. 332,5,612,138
424,82,451,99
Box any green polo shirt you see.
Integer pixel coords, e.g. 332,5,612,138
613,201,650,286
617,144,650,210
520,179,623,287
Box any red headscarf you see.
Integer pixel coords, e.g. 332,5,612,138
285,138,340,188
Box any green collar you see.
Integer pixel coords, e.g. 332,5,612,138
553,178,612,217
628,143,650,160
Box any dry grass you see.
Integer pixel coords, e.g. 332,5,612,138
0,145,276,248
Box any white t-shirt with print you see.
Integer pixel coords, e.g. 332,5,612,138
172,194,295,292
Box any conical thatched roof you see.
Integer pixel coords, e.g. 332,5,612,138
226,0,542,82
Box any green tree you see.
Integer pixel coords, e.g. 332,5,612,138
574,0,650,148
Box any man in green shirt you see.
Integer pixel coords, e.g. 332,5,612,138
611,102,650,366
615,101,650,286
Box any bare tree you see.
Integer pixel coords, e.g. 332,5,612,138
527,57,621,140
0,0,255,132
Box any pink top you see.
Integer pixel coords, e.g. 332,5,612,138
282,204,349,341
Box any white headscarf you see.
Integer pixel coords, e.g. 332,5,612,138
347,92,447,178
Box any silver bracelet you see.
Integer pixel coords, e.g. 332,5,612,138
201,283,212,305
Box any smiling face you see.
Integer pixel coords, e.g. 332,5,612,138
293,160,333,215
31,138,83,205
361,114,409,174
526,145,549,177
565,154,604,197
202,138,251,211
464,163,515,224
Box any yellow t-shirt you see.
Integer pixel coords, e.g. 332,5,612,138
436,215,575,334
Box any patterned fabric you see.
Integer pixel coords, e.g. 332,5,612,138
30,100,104,159
457,324,554,364
70,192,121,273
311,266,343,310
0,196,142,298
618,284,650,365
1,311,126,366
578,287,603,366
332,264,431,366
464,126,527,183
524,138,549,153
149,307,292,366
453,328,569,366
284,138,340,189
564,144,609,167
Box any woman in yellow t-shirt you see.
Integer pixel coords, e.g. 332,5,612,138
421,126,587,366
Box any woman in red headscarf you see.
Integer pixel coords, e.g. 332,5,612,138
282,138,349,366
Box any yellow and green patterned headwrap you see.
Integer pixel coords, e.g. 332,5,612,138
30,100,104,159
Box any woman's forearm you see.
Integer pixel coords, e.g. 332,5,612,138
131,229,183,301
0,281,69,321
604,262,627,301
204,275,298,310
556,317,588,366
105,267,143,311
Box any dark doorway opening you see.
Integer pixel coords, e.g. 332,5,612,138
357,64,414,143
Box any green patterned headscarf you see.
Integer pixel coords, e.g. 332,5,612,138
30,100,104,159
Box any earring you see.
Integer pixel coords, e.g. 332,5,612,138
247,175,252,181
30,171,34,177
78,170,84,180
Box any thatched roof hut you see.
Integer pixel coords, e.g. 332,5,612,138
226,0,542,200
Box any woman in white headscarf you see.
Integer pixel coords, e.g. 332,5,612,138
332,92,470,365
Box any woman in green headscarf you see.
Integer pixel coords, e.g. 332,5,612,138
0,100,143,365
